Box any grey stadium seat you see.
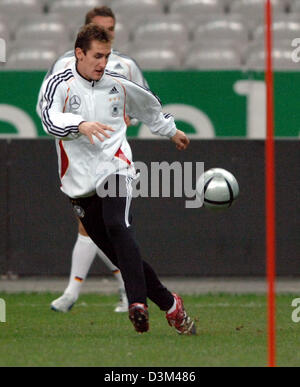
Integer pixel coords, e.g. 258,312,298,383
8,39,70,58
112,21,131,50
49,0,104,21
6,47,59,70
245,39,299,70
184,12,246,34
246,46,299,70
184,46,241,69
128,38,187,62
112,0,164,20
252,20,300,43
130,47,181,70
193,19,249,47
170,0,225,15
0,19,9,43
0,0,43,20
289,0,300,13
133,17,189,48
230,0,287,20
15,15,70,47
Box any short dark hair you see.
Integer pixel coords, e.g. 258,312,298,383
75,23,111,54
85,6,116,25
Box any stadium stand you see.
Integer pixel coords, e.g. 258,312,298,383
113,0,164,24
184,44,241,69
192,19,249,46
111,20,131,51
15,14,70,48
253,20,300,42
246,43,298,70
0,0,299,70
7,46,58,70
229,0,288,18
48,0,103,21
169,0,226,15
0,18,9,43
130,46,181,70
133,16,189,47
0,0,43,18
289,0,300,13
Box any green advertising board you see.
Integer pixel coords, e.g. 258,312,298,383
0,70,299,138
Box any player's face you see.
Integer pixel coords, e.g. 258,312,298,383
76,40,111,81
91,16,115,41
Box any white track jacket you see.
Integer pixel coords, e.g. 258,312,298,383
41,62,177,198
36,49,148,117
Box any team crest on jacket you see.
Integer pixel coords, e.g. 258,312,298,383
73,205,85,218
111,104,119,117
70,95,81,110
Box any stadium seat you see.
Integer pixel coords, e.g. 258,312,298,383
0,19,9,42
0,0,43,24
289,0,300,13
252,20,300,42
169,0,225,16
15,15,70,47
128,38,187,62
184,45,241,69
192,19,249,48
112,0,164,21
246,45,299,70
112,21,131,51
160,0,176,12
6,47,58,70
245,38,300,70
229,0,287,20
130,47,181,70
8,37,70,58
133,17,189,48
49,0,103,21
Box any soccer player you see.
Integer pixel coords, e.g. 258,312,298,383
37,7,149,313
40,23,196,335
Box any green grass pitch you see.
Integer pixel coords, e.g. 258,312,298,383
0,293,299,367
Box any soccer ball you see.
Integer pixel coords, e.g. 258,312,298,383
196,168,239,210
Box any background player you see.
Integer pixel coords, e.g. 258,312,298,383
36,6,149,313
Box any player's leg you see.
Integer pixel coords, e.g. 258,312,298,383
94,250,128,312
74,219,128,312
51,216,128,312
51,220,98,312
69,176,148,330
71,178,196,334
106,175,196,335
101,175,196,334
141,260,196,335
70,179,151,307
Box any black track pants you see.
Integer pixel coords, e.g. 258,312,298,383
69,174,174,310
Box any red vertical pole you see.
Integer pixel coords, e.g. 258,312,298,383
265,0,276,368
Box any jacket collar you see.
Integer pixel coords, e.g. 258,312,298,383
72,62,104,88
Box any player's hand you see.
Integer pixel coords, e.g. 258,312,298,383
78,121,115,144
171,129,190,151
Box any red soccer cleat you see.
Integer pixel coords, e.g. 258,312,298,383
166,293,196,335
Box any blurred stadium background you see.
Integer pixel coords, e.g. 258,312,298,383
0,0,299,280
0,0,300,70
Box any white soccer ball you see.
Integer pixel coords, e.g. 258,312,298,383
196,168,239,210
